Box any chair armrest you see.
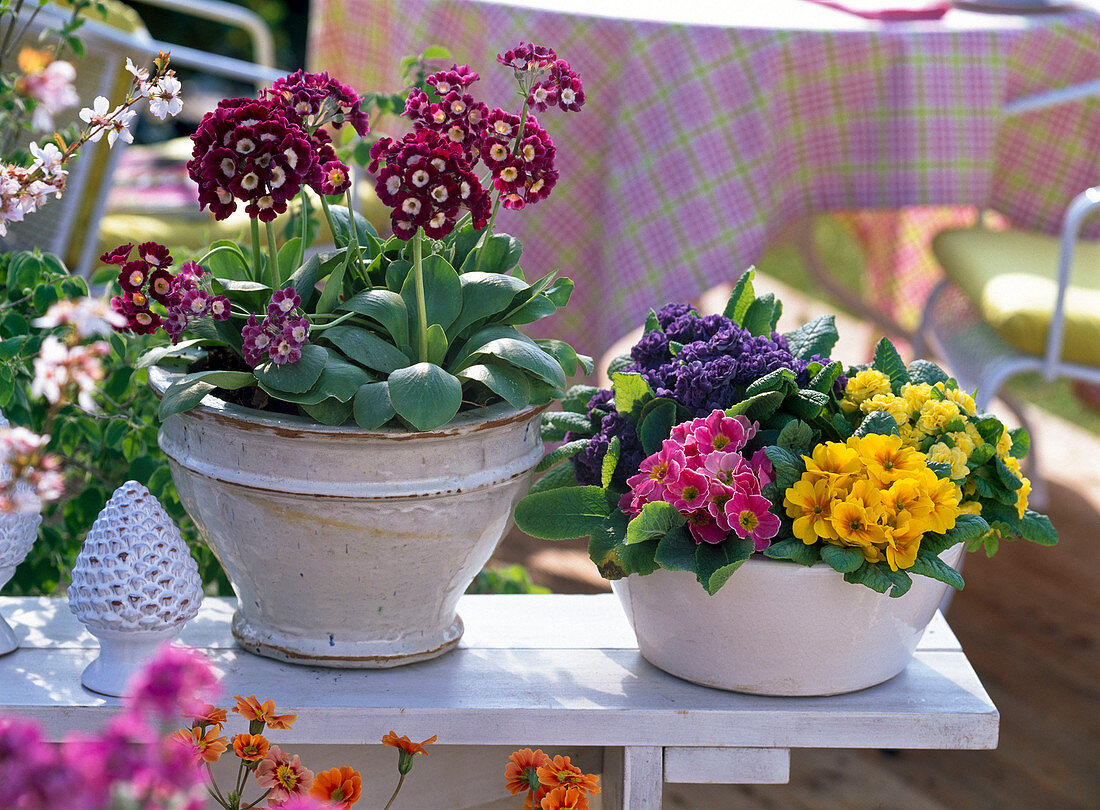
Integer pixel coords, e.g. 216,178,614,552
1044,186,1100,378
125,0,275,67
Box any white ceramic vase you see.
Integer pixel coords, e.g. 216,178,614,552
612,542,966,696
149,366,545,669
68,481,204,696
0,410,43,656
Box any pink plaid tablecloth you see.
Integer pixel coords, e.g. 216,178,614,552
308,0,1100,354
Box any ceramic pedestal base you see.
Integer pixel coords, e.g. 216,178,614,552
231,611,464,668
81,627,181,697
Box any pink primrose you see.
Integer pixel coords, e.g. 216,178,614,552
724,492,781,550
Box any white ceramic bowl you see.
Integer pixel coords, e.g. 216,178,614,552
612,543,965,696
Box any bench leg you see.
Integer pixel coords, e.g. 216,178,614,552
603,746,663,810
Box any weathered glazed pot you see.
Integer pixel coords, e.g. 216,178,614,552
611,542,965,696
149,367,544,668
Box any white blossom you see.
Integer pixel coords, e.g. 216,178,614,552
125,57,151,97
148,74,183,120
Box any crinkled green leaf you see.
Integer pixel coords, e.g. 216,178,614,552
722,268,756,325
821,544,865,573
639,399,677,455
625,500,684,545
909,550,965,590
535,438,589,473
514,485,612,540
611,372,654,421
784,315,839,360
872,337,911,393
907,359,950,386
696,539,754,594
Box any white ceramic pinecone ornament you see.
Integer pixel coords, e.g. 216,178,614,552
68,480,203,696
0,409,43,655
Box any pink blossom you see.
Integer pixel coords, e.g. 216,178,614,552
685,510,727,545
749,447,775,487
124,643,219,721
20,60,78,131
724,492,781,551
665,467,710,512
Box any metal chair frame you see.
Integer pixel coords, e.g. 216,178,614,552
915,82,1100,508
1,0,284,275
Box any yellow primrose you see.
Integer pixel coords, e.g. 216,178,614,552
830,499,887,548
925,478,962,535
948,430,975,457
900,382,933,411
926,442,969,481
996,427,1013,458
942,386,977,416
898,423,925,448
881,477,934,522
803,442,861,496
1015,475,1031,519
915,399,960,436
852,434,926,487
861,393,912,426
885,524,921,571
784,477,839,544
958,499,983,515
844,369,893,406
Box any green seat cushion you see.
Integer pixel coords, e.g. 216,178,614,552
933,227,1100,367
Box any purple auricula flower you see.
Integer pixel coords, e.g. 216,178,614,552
265,69,371,137
496,42,558,72
267,287,301,319
369,128,491,240
241,314,274,366
188,98,315,223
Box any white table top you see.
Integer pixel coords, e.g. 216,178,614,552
0,595,998,750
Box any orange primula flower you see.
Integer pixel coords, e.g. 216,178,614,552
231,695,296,729
309,766,363,808
171,724,228,764
506,748,551,795
540,786,589,810
232,733,270,762
187,703,228,728
536,755,600,796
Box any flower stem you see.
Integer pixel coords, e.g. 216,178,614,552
412,228,429,363
319,194,339,247
297,189,309,269
308,311,355,331
249,218,262,282
266,218,280,290
383,773,407,810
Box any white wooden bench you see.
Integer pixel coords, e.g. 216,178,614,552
0,594,998,809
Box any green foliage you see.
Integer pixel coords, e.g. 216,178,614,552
0,251,230,596
465,564,550,595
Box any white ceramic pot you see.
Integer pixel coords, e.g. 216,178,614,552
612,542,965,696
149,367,544,668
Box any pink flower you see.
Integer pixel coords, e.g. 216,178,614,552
624,440,684,502
665,467,710,512
749,447,775,487
256,745,315,803
724,492,781,551
685,510,727,545
124,643,219,721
